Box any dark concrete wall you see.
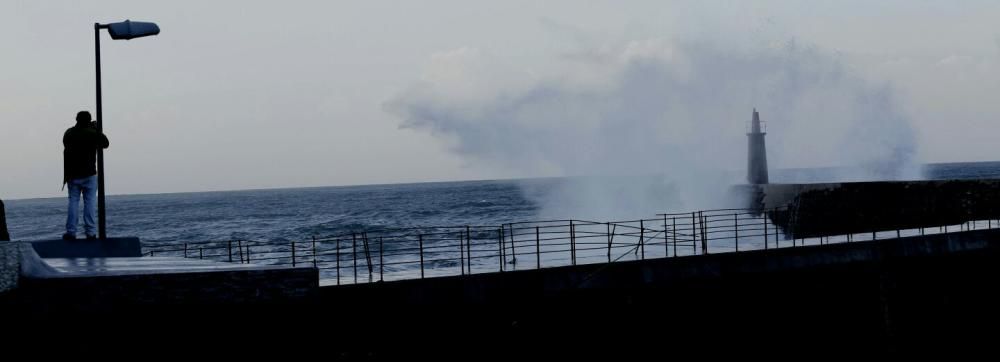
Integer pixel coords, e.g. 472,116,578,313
735,179,1000,238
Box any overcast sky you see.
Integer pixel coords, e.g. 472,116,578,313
3,1,999,199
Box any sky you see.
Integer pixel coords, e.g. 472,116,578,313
2,0,999,200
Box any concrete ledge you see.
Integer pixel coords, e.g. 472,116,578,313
0,242,19,293
30,237,142,258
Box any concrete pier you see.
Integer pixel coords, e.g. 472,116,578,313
3,222,1000,356
735,179,1000,237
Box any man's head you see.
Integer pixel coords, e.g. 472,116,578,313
75,111,92,124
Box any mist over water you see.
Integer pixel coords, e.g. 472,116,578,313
387,38,921,220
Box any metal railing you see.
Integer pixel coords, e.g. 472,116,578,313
143,206,1000,285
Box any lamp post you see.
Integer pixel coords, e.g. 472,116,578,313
94,20,159,239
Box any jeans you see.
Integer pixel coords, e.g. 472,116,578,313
66,175,98,236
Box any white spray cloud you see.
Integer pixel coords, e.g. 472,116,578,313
386,38,920,220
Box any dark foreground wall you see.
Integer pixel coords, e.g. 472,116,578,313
5,230,1000,357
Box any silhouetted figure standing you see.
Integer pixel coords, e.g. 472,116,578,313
63,111,109,240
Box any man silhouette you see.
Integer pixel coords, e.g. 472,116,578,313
63,111,109,240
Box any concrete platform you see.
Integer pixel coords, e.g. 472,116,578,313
6,238,319,312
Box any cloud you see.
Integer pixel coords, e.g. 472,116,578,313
938,54,976,67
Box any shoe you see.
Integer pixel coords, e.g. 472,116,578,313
85,234,98,241
62,233,77,241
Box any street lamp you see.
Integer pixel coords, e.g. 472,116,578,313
95,20,159,239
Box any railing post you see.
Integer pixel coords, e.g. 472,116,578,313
500,227,506,271
336,238,341,286
607,222,612,263
183,243,188,258
363,233,373,282
734,213,739,252
312,236,318,268
199,247,203,260
508,224,517,267
570,220,576,266
379,236,384,282
639,219,645,260
419,234,425,279
238,240,244,263
460,230,465,276
663,215,669,257
536,226,541,269
466,226,472,273
246,244,251,263
497,228,504,272
691,213,697,255
291,240,296,267
699,212,707,255
228,240,233,263
764,214,769,250
704,212,710,254
771,210,778,248
873,231,877,241
352,233,358,284
672,217,677,257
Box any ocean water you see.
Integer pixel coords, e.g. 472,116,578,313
5,180,540,243
5,161,1000,244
